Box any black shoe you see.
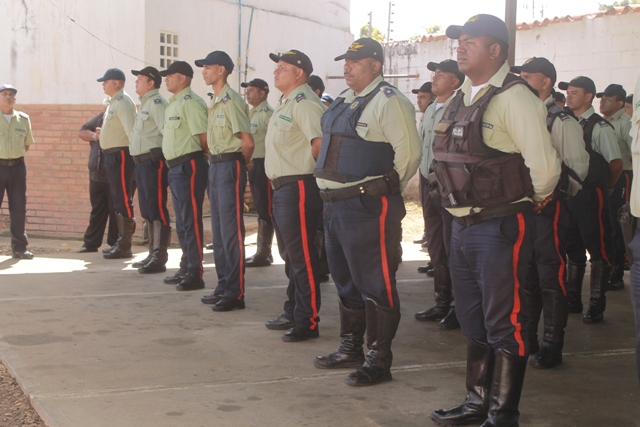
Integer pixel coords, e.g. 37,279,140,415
76,246,97,253
103,247,132,259
530,343,562,369
245,255,271,267
138,260,167,274
413,232,427,244
583,298,605,323
175,274,205,291
102,246,115,254
417,265,431,273
415,305,448,322
211,297,246,312
318,274,330,283
200,293,224,305
439,307,461,330
205,243,213,250
163,270,186,285
567,294,583,314
345,365,392,387
265,314,294,330
607,278,625,291
282,325,319,342
132,254,153,268
12,250,34,259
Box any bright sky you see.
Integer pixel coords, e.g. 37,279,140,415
350,0,606,41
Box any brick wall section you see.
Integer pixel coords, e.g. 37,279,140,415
0,104,253,238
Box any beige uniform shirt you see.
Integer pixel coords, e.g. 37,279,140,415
578,107,621,163
419,94,454,178
207,83,250,154
249,101,273,160
446,62,561,217
130,89,167,156
629,75,640,217
162,87,208,161
607,108,632,171
0,111,34,159
100,89,136,150
316,75,421,192
265,83,326,180
545,96,589,196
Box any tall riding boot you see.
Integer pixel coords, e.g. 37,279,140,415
345,299,401,387
314,300,366,369
479,348,528,427
566,261,585,313
104,214,135,259
139,221,171,274
607,259,625,291
132,220,154,268
530,289,567,369
431,339,493,425
524,288,542,354
583,260,608,323
246,219,274,267
415,264,452,321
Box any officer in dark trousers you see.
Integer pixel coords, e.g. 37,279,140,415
241,78,275,268
96,68,137,260
76,111,118,253
314,38,421,386
560,76,622,323
129,66,171,274
512,58,589,369
159,61,209,291
429,15,561,427
264,49,326,342
597,84,633,290
196,51,254,312
0,84,34,259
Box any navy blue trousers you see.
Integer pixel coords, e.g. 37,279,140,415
610,170,633,267
104,149,135,218
272,177,323,329
209,159,247,300
566,186,612,266
168,156,208,278
324,193,404,310
450,212,534,356
424,191,452,266
0,162,28,251
136,159,170,226
248,158,272,225
627,226,640,385
83,179,118,249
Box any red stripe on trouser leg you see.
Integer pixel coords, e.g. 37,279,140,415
595,188,610,264
120,150,132,218
297,180,319,329
190,159,203,277
235,160,245,299
378,197,394,308
510,213,526,357
553,201,567,296
157,161,168,226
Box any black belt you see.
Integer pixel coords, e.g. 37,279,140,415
453,202,532,226
132,148,165,165
166,151,203,168
0,157,24,167
209,152,244,163
319,176,393,203
102,147,129,156
271,174,313,190
132,152,153,165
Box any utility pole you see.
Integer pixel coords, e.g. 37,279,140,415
368,11,373,38
387,2,394,43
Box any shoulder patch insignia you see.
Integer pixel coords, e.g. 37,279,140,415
382,87,396,99
263,106,270,113
117,95,123,101
598,120,610,127
184,94,191,100
481,122,493,130
295,93,306,103
558,112,570,121
222,94,230,104
154,98,162,104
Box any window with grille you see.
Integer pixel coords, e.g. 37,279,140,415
160,32,179,68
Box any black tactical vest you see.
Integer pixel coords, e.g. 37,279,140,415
579,113,611,189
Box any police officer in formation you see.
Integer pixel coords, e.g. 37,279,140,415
0,84,34,259
429,15,561,427
129,66,171,274
96,68,138,260
313,38,421,386
197,51,254,312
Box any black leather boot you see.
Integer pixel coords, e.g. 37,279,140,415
314,300,366,369
479,348,527,427
523,286,542,355
530,289,567,369
583,260,608,323
139,221,171,274
566,261,585,313
132,220,154,268
415,264,451,321
345,299,400,387
413,231,427,244
430,339,493,426
439,305,461,330
607,261,625,291
246,219,274,267
104,214,136,259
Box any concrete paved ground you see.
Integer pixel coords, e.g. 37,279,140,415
0,231,638,427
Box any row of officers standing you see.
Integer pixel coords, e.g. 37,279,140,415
2,12,639,427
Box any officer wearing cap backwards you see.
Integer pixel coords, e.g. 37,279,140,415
0,84,35,259
429,15,560,427
512,57,589,369
313,38,420,386
159,61,209,291
96,68,138,260
129,66,171,274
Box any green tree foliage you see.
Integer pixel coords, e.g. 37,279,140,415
426,25,442,34
359,24,385,42
599,0,640,10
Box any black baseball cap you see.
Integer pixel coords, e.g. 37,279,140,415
511,57,557,85
241,78,269,92
558,76,596,94
446,14,510,46
0,84,17,94
596,84,626,99
334,38,384,64
195,51,235,73
159,61,194,78
308,75,325,93
427,59,465,84
131,66,161,86
412,82,432,94
626,94,634,104
97,68,126,82
269,50,313,75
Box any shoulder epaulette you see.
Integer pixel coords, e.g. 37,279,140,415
154,98,162,104
17,112,29,118
222,94,230,104
598,120,610,127
262,106,271,113
558,112,570,121
382,87,396,99
117,95,123,101
295,93,306,103
184,94,192,100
